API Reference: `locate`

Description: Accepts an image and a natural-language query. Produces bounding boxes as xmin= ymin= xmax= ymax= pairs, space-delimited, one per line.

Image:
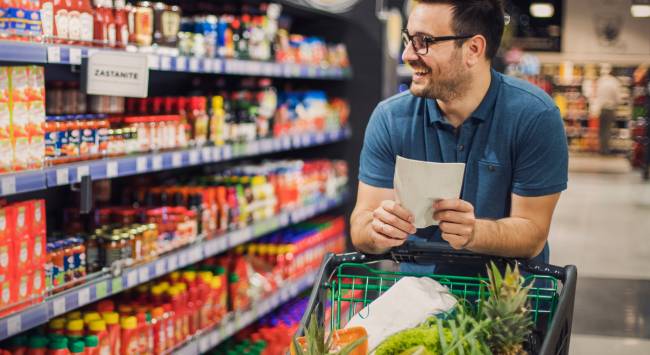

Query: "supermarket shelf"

xmin=0 ymin=127 xmax=351 ymax=196
xmin=0 ymin=41 xmax=351 ymax=79
xmin=0 ymin=192 xmax=346 ymax=341
xmin=174 ymin=270 xmax=318 ymax=355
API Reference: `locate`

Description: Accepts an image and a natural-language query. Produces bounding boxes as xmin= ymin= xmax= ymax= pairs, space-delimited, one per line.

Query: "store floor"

xmin=548 ymin=155 xmax=650 ymax=354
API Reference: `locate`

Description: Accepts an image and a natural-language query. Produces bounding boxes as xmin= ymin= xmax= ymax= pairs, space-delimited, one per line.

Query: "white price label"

xmin=216 ymin=237 xmax=228 ymax=253
xmin=282 ymin=136 xmax=291 ymax=149
xmin=139 ymin=267 xmax=149 ymax=282
xmin=246 ymin=142 xmax=259 ymax=155
xmin=47 ymin=46 xmax=61 ymax=63
xmin=152 ymin=155 xmax=163 ymax=170
xmin=56 ymin=168 xmax=69 ymax=185
xmin=6 ymin=315 xmax=21 ymax=336
xmin=223 ymin=146 xmax=232 ymax=159
xmin=201 ymin=147 xmax=212 ymax=162
xmin=106 ymin=161 xmax=118 ymax=178
xmin=318 ymin=200 xmax=328 ymax=211
xmin=176 ymin=56 xmax=187 ymax=71
xmin=308 ymin=66 xmax=317 ymax=77
xmin=178 ymin=251 xmax=188 ymax=266
xmin=301 ymin=134 xmax=311 ymax=146
xmin=53 ymin=297 xmax=66 ymax=316
xmin=189 ymin=57 xmax=199 ymax=72
xmin=172 ymin=152 xmax=182 ymax=167
xmin=189 ymin=150 xmax=199 ymax=165
xmin=78 ymin=288 xmax=90 ymax=306
xmin=272 ymin=138 xmax=282 ymax=151
xmin=69 ymin=48 xmax=82 ymax=65
xmin=291 ymin=135 xmax=301 ymax=147
xmin=160 ymin=56 xmax=172 ymax=70
xmin=167 ymin=255 xmax=178 ymax=271
xmin=209 ymin=331 xmax=220 ymax=346
xmin=212 ymin=147 xmax=222 ymax=161
xmin=199 ymin=337 xmax=210 ymax=352
xmin=1 ymin=176 xmax=16 ymax=195
xmin=315 ymin=132 xmax=326 ymax=144
xmin=280 ymin=214 xmax=289 ymax=226
xmin=77 ymin=165 xmax=90 ymax=182
xmin=155 ymin=260 xmax=165 ymax=276
xmin=136 ymin=156 xmax=147 ymax=172
xmin=127 ymin=271 xmax=138 ymax=287
xmin=213 ymin=59 xmax=222 ymax=73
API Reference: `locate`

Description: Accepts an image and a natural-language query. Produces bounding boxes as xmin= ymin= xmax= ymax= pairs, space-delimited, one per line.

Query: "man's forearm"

xmin=350 ymin=209 xmax=390 ymax=255
xmin=466 ymin=217 xmax=547 ymax=259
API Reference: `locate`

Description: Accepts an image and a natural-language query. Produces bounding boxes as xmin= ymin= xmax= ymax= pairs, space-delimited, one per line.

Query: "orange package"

xmin=0 ymin=96 xmax=12 ymax=173
xmin=27 ymin=100 xmax=45 ymax=169
xmin=11 ymin=202 xmax=34 ymax=272
xmin=0 ymin=68 xmax=9 ymax=102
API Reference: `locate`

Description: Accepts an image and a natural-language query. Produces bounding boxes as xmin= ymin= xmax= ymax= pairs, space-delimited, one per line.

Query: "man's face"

xmin=402 ymin=3 xmax=471 ymax=101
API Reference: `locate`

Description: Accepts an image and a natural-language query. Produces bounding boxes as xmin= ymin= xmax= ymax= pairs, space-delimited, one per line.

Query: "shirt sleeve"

xmin=512 ymin=106 xmax=568 ymax=197
xmin=358 ymin=104 xmax=396 ymax=189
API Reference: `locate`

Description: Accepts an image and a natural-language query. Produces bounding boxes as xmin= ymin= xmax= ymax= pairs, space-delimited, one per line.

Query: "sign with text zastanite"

xmin=84 ymin=51 xmax=149 ymax=98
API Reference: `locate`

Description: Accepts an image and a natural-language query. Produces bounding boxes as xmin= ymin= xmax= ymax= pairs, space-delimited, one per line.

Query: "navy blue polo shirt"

xmin=359 ymin=69 xmax=568 ymax=270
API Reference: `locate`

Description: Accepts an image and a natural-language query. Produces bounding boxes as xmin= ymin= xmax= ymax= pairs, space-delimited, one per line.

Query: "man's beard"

xmin=409 ymin=50 xmax=470 ymax=101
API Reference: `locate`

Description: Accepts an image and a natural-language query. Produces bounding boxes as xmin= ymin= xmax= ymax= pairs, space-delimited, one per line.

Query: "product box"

xmin=14 ymin=271 xmax=31 ymax=304
xmin=27 ymin=66 xmax=45 ymax=101
xmin=0 ymin=206 xmax=14 ymax=277
xmin=30 ymin=269 xmax=45 ymax=300
xmin=27 ymin=100 xmax=45 ymax=169
xmin=30 ymin=199 xmax=46 ymax=235
xmin=0 ymin=279 xmax=13 ymax=317
xmin=11 ymin=202 xmax=33 ymax=271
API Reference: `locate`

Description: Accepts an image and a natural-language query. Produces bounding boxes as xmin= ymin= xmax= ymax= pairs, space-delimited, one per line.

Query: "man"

xmin=594 ymin=63 xmax=621 ymax=155
xmin=350 ymin=0 xmax=568 ymax=271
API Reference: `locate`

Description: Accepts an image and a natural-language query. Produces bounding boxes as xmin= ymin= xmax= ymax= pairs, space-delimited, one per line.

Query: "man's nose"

xmin=402 ymin=41 xmax=419 ymax=63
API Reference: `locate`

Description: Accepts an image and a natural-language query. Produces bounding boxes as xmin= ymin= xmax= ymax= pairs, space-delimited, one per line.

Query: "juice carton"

xmin=0 ymin=205 xmax=15 ymax=277
xmin=0 ymin=68 xmax=9 ymax=102
xmin=0 ymin=90 xmax=11 ymax=173
xmin=9 ymin=67 xmax=31 ymax=171
xmin=0 ymin=278 xmax=13 ymax=317
xmin=27 ymin=100 xmax=45 ymax=169
xmin=27 ymin=66 xmax=45 ymax=101
xmin=30 ymin=269 xmax=46 ymax=302
xmin=14 ymin=269 xmax=32 ymax=305
xmin=9 ymin=67 xmax=30 ymax=103
xmin=11 ymin=202 xmax=33 ymax=271
xmin=31 ymin=199 xmax=46 ymax=234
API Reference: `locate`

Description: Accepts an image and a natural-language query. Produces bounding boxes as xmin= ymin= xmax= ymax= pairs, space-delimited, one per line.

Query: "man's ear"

xmin=465 ymin=35 xmax=487 ymax=67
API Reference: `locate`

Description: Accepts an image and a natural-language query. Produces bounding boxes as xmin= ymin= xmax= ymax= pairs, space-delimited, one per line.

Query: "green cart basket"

xmin=296 ymin=241 xmax=577 ymax=355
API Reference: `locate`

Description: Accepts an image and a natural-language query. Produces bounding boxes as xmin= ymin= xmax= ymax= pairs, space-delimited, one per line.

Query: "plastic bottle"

xmin=150 ymin=307 xmax=166 ymax=354
xmin=161 ymin=303 xmax=174 ymax=350
xmin=101 ymin=312 xmax=120 ymax=355
xmin=102 ymin=0 xmax=116 ymax=47
xmin=27 ymin=335 xmax=49 ymax=355
xmin=83 ymin=336 xmax=98 ymax=355
xmin=49 ymin=317 xmax=67 ymax=335
xmin=66 ymin=319 xmax=85 ymax=341
xmin=78 ymin=0 xmax=93 ymax=43
xmin=135 ymin=312 xmax=149 ymax=353
xmin=87 ymin=320 xmax=109 ymax=354
xmin=92 ymin=0 xmax=107 ymax=46
xmin=46 ymin=337 xmax=69 ymax=355
xmin=68 ymin=340 xmax=84 ymax=355
xmin=97 ymin=300 xmax=114 ymax=313
xmin=8 ymin=334 xmax=29 ymax=354
xmin=113 ymin=0 xmax=128 ymax=48
xmin=119 ymin=316 xmax=138 ymax=355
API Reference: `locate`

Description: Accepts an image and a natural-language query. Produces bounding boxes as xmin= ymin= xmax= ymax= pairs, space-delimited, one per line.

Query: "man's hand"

xmin=370 ymin=200 xmax=417 ymax=250
xmin=433 ymin=198 xmax=477 ymax=250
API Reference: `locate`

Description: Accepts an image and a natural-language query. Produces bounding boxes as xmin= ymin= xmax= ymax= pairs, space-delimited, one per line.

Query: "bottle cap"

xmin=88 ymin=320 xmax=107 ymax=332
xmin=84 ymin=335 xmax=99 ymax=348
xmin=66 ymin=319 xmax=84 ymax=332
xmin=102 ymin=312 xmax=120 ymax=325
xmin=120 ymin=316 xmax=138 ymax=330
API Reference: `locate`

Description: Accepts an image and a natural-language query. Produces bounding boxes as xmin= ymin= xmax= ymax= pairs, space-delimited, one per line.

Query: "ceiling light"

xmin=530 ymin=3 xmax=555 ymax=18
xmin=631 ymin=5 xmax=650 ymax=17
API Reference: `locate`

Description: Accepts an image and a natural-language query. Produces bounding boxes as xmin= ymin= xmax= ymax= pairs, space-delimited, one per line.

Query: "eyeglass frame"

xmin=401 ymin=29 xmax=476 ymax=55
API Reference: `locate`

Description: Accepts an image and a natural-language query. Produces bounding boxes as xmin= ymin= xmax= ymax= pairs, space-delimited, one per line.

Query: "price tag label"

xmin=212 ymin=146 xmax=222 ymax=161
xmin=1 ymin=176 xmax=16 ymax=195
xmin=167 ymin=255 xmax=178 ymax=271
xmin=56 ymin=168 xmax=69 ymax=185
xmin=155 ymin=260 xmax=166 ymax=276
xmin=78 ymin=288 xmax=90 ymax=306
xmin=139 ymin=267 xmax=149 ymax=282
xmin=189 ymin=150 xmax=199 ymax=165
xmin=246 ymin=142 xmax=259 ymax=155
xmin=176 ymin=56 xmax=187 ymax=71
xmin=77 ymin=165 xmax=90 ymax=182
xmin=189 ymin=57 xmax=199 ymax=72
xmin=52 ymin=297 xmax=66 ymax=316
xmin=209 ymin=331 xmax=220 ymax=347
xmin=95 ymin=281 xmax=108 ymax=299
xmin=178 ymin=251 xmax=188 ymax=267
xmin=172 ymin=152 xmax=182 ymax=167
xmin=315 ymin=132 xmax=326 ymax=144
xmin=199 ymin=337 xmax=210 ymax=352
xmin=152 ymin=155 xmax=163 ymax=170
xmin=112 ymin=277 xmax=123 ymax=293
xmin=106 ymin=161 xmax=118 ymax=178
xmin=47 ymin=46 xmax=61 ymax=63
xmin=148 ymin=54 xmax=160 ymax=69
xmin=127 ymin=271 xmax=138 ymax=287
xmin=318 ymin=200 xmax=328 ymax=211
xmin=280 ymin=213 xmax=289 ymax=226
xmin=213 ymin=58 xmax=223 ymax=73
xmin=301 ymin=134 xmax=311 ymax=146
xmin=160 ymin=56 xmax=172 ymax=70
xmin=223 ymin=146 xmax=233 ymax=160
xmin=136 ymin=156 xmax=147 ymax=172
xmin=6 ymin=315 xmax=21 ymax=337
xmin=201 ymin=147 xmax=212 ymax=162
xmin=216 ymin=237 xmax=228 ymax=254
xmin=69 ymin=48 xmax=82 ymax=65
xmin=282 ymin=136 xmax=291 ymax=150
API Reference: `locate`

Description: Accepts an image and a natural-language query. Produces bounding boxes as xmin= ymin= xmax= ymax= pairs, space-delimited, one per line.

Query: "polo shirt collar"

xmin=426 ymin=69 xmax=501 ymax=125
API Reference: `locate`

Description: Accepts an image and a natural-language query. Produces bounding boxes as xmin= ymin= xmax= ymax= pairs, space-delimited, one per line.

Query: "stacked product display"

xmin=0 ymin=216 xmax=345 ymax=354
xmin=0 ymin=1 xmax=350 ymax=69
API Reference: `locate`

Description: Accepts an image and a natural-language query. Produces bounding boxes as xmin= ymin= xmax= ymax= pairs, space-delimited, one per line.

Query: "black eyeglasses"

xmin=401 ymin=29 xmax=475 ymax=55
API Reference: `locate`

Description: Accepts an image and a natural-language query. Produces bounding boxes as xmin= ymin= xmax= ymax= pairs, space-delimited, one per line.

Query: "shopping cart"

xmin=296 ymin=241 xmax=577 ymax=355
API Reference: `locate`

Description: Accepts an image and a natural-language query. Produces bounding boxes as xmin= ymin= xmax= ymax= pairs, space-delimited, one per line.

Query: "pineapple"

xmin=481 ymin=262 xmax=534 ymax=355
xmin=292 ymin=316 xmax=367 ymax=355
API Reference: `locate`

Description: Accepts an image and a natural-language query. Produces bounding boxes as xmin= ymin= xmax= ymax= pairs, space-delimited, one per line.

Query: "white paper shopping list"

xmin=394 ymin=156 xmax=465 ymax=228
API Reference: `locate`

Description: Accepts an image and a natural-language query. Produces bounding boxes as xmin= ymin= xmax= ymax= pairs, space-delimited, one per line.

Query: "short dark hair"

xmin=417 ymin=0 xmax=505 ymax=59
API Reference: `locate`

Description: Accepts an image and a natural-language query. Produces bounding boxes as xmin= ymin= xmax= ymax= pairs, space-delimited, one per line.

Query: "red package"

xmin=30 ymin=269 xmax=46 ymax=300
xmin=0 ymin=278 xmax=13 ymax=317
xmin=14 ymin=271 xmax=31 ymax=304
xmin=11 ymin=202 xmax=34 ymax=271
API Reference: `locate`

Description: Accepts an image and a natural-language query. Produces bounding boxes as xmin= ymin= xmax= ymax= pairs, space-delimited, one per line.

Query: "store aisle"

xmin=548 ymin=156 xmax=650 ymax=354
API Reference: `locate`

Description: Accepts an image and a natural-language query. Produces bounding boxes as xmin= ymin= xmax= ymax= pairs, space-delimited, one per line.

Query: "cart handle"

xmin=333 ymin=240 xmax=568 ymax=281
